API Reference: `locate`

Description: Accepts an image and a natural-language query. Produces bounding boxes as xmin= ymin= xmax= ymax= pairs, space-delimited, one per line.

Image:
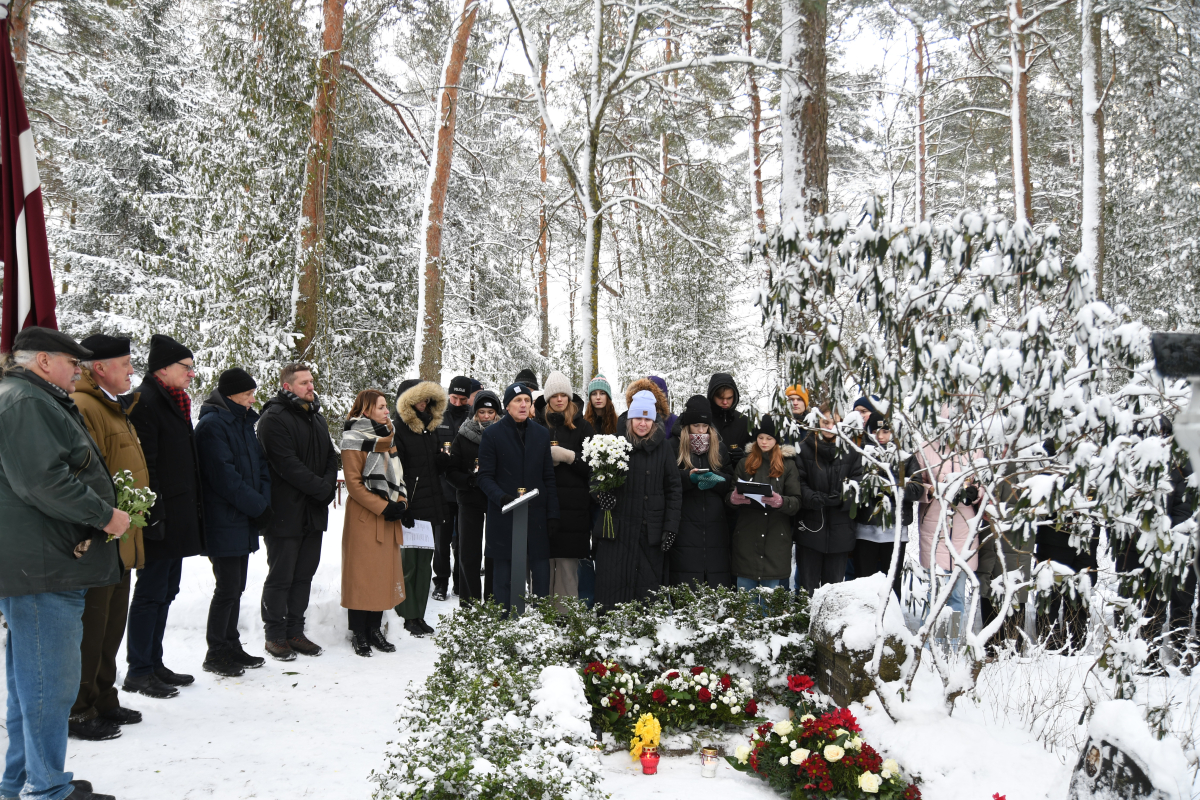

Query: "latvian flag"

xmin=0 ymin=3 xmax=55 ymax=353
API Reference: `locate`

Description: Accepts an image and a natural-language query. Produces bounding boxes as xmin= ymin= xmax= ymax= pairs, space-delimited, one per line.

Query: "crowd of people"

xmin=1 ymin=326 xmax=1196 ymax=800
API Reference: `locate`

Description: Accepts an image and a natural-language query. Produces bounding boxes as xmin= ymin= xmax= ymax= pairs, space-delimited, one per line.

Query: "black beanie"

xmin=503 ymin=382 xmax=532 ymax=408
xmin=753 ymin=415 xmax=778 ymax=440
xmin=147 ymin=334 xmax=193 ymax=373
xmin=218 ymin=368 xmax=257 ymax=397
xmin=514 ymin=368 xmax=539 ymax=391
xmin=677 ymin=395 xmax=712 ymax=428
xmin=473 ymin=390 xmax=501 ymax=414
xmin=79 ymin=334 xmax=130 ymax=361
xmin=449 ymin=375 xmax=472 ymax=396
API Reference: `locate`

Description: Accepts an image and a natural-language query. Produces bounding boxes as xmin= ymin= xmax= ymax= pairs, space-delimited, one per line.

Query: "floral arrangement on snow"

xmin=728 ymin=674 xmax=921 ymax=800
xmin=583 ymin=659 xmax=760 ymax=740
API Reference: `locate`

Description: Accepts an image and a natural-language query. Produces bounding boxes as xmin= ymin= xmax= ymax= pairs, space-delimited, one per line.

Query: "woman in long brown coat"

xmin=340 ymin=390 xmax=408 ymax=656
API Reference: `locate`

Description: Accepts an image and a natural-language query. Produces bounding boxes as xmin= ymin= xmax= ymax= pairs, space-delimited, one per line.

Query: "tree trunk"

xmin=781 ymin=0 xmax=827 ymax=226
xmin=9 ymin=0 xmax=33 ymax=92
xmin=413 ymin=0 xmax=480 ymax=380
xmin=744 ymin=0 xmax=766 ymax=233
xmin=295 ymin=0 xmax=345 ymax=358
xmin=580 ymin=0 xmax=603 ymax=381
xmin=1008 ymin=0 xmax=1033 ymax=225
xmin=537 ymin=42 xmax=550 ymax=358
xmin=915 ymin=27 xmax=928 ymax=221
xmin=1080 ymin=0 xmax=1105 ymax=298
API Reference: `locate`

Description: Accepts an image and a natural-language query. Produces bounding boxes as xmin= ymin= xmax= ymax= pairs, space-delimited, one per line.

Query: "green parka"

xmin=0 ymin=368 xmax=121 ymax=597
xmin=727 ymin=456 xmax=803 ymax=580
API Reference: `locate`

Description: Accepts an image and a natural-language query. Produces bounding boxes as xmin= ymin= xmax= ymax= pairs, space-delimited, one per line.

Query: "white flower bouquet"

xmin=582 ymin=434 xmax=632 ymax=539
xmin=112 ymin=470 xmax=156 ymax=542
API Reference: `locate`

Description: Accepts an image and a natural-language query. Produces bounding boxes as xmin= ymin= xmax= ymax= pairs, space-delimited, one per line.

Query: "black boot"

xmin=228 ymin=643 xmax=266 ymax=669
xmin=403 ymin=619 xmax=428 ymax=638
xmin=203 ymin=651 xmax=246 ymax=678
xmin=367 ymin=628 xmax=396 ymax=653
xmin=99 ymin=706 xmax=142 ymax=725
xmin=351 ymin=632 xmax=372 ymax=657
xmin=154 ymin=665 xmax=195 ymax=686
xmin=122 ymin=672 xmax=179 ymax=699
xmin=68 ymin=716 xmax=121 ymax=741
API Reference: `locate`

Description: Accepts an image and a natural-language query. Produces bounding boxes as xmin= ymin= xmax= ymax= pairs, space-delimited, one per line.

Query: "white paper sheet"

xmin=737 ymin=478 xmax=767 ymax=507
xmin=402 ymin=519 xmax=435 ymax=550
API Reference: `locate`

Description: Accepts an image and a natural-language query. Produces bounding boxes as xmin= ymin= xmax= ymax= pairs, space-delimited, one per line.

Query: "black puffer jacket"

xmin=669 ymin=433 xmax=735 ymax=588
xmin=542 ymin=410 xmax=595 ymax=559
xmin=256 ymin=390 xmax=338 ymax=538
xmin=707 ymin=373 xmax=752 ymax=468
xmin=851 ymin=452 xmax=922 ymax=529
xmin=437 ymin=401 xmax=471 ymax=503
xmin=794 ymin=435 xmax=863 ymax=554
xmin=392 ymin=381 xmax=451 ymax=526
xmin=445 ymin=417 xmax=494 ymax=511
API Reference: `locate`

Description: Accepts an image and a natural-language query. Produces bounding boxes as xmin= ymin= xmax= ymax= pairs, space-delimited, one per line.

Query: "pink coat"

xmin=915 ymin=444 xmax=979 ymax=571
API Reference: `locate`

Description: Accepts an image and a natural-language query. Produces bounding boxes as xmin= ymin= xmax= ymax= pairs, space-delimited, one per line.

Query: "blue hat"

xmin=628 ymin=390 xmax=658 ymax=422
xmin=503 ymin=382 xmax=532 ymax=408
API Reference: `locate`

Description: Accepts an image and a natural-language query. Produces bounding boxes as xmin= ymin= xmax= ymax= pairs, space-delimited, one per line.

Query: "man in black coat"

xmin=125 ymin=334 xmax=204 ymax=699
xmin=433 ymin=375 xmax=472 ymax=601
xmin=477 ymin=383 xmax=560 ymax=611
xmin=256 ymin=362 xmax=338 ymax=661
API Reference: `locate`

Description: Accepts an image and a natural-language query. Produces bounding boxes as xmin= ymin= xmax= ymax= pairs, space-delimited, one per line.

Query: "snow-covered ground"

xmin=1 ymin=505 xmax=1193 ymax=799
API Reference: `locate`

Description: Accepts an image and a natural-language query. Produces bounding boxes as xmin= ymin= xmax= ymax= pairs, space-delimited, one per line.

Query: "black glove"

xmin=251 ymin=506 xmax=275 ymax=530
xmin=383 ymin=501 xmax=407 ymax=522
xmin=957 ymin=485 xmax=980 ymax=506
xmin=596 ymin=491 xmax=617 ymax=511
xmin=661 ymin=530 xmax=676 ymax=552
xmin=500 ymin=494 xmax=518 ymax=507
xmin=401 ymin=512 xmax=416 ymax=529
xmin=824 ymin=493 xmax=843 ymax=507
xmin=548 ymin=518 xmax=560 ymax=539
xmin=323 ymin=482 xmax=338 ymax=506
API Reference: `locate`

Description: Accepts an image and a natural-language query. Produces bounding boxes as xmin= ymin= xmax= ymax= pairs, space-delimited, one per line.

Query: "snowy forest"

xmin=17 ymin=0 xmax=1199 ymax=412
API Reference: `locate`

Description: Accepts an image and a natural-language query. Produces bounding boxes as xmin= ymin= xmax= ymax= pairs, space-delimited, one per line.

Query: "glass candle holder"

xmin=700 ymin=746 xmax=719 ymax=778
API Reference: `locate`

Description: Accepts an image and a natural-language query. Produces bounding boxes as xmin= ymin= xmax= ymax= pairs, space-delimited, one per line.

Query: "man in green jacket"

xmin=0 ymin=327 xmax=128 ymax=800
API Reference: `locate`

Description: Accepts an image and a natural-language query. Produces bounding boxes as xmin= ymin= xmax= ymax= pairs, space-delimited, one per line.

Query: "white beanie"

xmin=543 ymin=370 xmax=572 ymax=400
xmin=628 ymin=390 xmax=658 ymax=421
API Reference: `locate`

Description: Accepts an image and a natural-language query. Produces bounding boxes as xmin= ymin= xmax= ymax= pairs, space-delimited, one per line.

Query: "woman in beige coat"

xmin=340 ymin=389 xmax=408 ymax=656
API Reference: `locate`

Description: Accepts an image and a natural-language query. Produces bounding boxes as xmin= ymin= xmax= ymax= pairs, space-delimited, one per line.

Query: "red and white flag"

xmin=0 ymin=4 xmax=55 ymax=352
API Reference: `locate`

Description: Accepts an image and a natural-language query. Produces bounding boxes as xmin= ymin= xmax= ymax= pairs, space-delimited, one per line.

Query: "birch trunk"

xmin=579 ymin=0 xmax=603 ymax=380
xmin=537 ymin=45 xmax=550 ymax=358
xmin=413 ymin=0 xmax=480 ymax=380
xmin=295 ymin=0 xmax=345 ymax=358
xmin=915 ymin=27 xmax=928 ymax=221
xmin=1080 ymin=0 xmax=1105 ymax=297
xmin=1008 ymin=0 xmax=1033 ymax=225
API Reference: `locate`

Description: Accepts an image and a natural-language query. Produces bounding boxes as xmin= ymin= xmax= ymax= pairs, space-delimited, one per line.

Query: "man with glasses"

xmin=0 ymin=327 xmax=126 ymax=800
xmin=124 ymin=334 xmax=204 ymax=699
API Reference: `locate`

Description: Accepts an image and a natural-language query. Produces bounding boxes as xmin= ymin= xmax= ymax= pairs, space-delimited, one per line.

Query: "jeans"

xmin=492 ymin=558 xmax=550 ymax=611
xmin=72 ymin=571 xmax=131 ymax=719
xmin=737 ymin=577 xmax=783 ymax=611
xmin=261 ymin=532 xmax=323 ymax=642
xmin=127 ymin=557 xmax=182 ymax=677
xmin=1 ymin=590 xmax=87 ymax=800
xmin=207 ymin=555 xmax=249 ymax=654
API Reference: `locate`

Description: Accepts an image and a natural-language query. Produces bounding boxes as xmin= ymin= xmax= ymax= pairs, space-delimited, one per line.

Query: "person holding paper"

xmin=340 ymin=389 xmax=409 ymax=657
xmin=728 ymin=416 xmax=802 ymax=595
xmin=793 ymin=403 xmax=864 ymax=594
xmin=391 ymin=379 xmax=451 ymax=638
xmin=669 ymin=395 xmax=735 ymax=589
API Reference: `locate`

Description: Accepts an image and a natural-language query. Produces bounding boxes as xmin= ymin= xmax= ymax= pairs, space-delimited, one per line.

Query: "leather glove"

xmin=661 ymin=530 xmax=677 ymax=552
xmin=383 ymin=501 xmax=407 ymax=522
xmin=500 ymin=494 xmax=518 ymax=507
xmin=550 ymin=445 xmax=576 ymax=465
xmin=401 ymin=512 xmax=416 ymax=529
xmin=595 ymin=491 xmax=617 ymax=511
xmin=548 ymin=518 xmax=560 ymax=539
xmin=698 ymin=472 xmax=725 ymax=491
xmin=251 ymin=506 xmax=275 ymax=530
xmin=764 ymin=492 xmax=784 ymax=509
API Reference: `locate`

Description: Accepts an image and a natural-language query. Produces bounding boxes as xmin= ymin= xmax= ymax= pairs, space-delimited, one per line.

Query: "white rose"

xmin=883 ymin=759 xmax=900 ymax=776
xmin=779 ymin=757 xmax=788 ymax=766
xmin=800 ymin=714 xmax=816 ymax=722
xmin=834 ymin=728 xmax=849 ymax=739
xmin=858 ymin=772 xmax=882 ymax=793
xmin=823 ymin=745 xmax=845 ymax=762
xmin=774 ymin=720 xmax=794 ymax=736
xmin=734 ymin=744 xmax=751 ymax=765
xmin=671 ymin=700 xmax=678 ymax=706
xmin=789 ymin=748 xmax=811 ymax=765
xmin=848 ymin=736 xmax=863 ymax=751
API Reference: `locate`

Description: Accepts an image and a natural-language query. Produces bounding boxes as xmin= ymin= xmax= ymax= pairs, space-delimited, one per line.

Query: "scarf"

xmin=154 ymin=376 xmax=192 ymax=419
xmin=340 ymin=417 xmax=406 ymax=503
xmin=689 ymin=433 xmax=710 ymax=455
xmin=458 ymin=417 xmax=496 ymax=445
xmin=282 ymin=388 xmax=321 ymax=415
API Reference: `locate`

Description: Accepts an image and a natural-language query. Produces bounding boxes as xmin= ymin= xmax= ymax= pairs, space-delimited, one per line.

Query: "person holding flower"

xmin=592 ymin=390 xmax=681 ymax=606
xmin=728 ymin=416 xmax=803 ymax=594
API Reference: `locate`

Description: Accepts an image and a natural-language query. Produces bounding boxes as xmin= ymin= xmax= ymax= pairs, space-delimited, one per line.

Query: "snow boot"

xmin=203 ymin=652 xmax=246 ymax=678
xmin=265 ymin=639 xmax=296 ymax=661
xmin=288 ymin=634 xmax=323 ymax=656
xmin=351 ymin=632 xmax=372 ymax=657
xmin=99 ymin=706 xmax=142 ymax=725
xmin=68 ymin=716 xmax=121 ymax=741
xmin=229 ymin=644 xmax=266 ymax=669
xmin=122 ymin=672 xmax=179 ymax=699
xmin=367 ymin=628 xmax=396 ymax=653
xmin=154 ymin=665 xmax=195 ymax=686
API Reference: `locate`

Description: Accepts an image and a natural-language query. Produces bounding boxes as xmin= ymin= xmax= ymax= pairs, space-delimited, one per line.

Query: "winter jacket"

xmin=437 ymin=401 xmax=471 ymax=503
xmin=129 ymin=375 xmax=205 ymax=561
xmin=541 ymin=410 xmax=596 ymax=558
xmin=914 ymin=444 xmax=981 ymax=571
xmin=257 ymin=390 xmax=338 ymax=538
xmin=729 ymin=456 xmax=802 ymax=580
xmin=445 ymin=418 xmax=493 ymax=511
xmin=341 ymin=444 xmax=407 ymax=612
xmin=593 ymin=424 xmax=682 ymax=605
xmin=669 ymin=433 xmax=735 ymax=588
xmin=72 ymin=368 xmax=148 ymax=571
xmin=194 ymin=391 xmax=271 ymax=558
xmin=707 ymin=373 xmax=753 ymax=467
xmin=477 ymin=413 xmax=560 ymax=561
xmin=851 ymin=451 xmax=922 ymax=532
xmin=615 ymin=379 xmax=670 ymax=437
xmin=794 ymin=435 xmax=864 ymax=554
xmin=392 ymin=381 xmax=450 ymax=526
xmin=0 ymin=368 xmax=121 ymax=597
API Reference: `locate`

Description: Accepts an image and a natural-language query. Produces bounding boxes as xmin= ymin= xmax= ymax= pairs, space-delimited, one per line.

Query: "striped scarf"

xmin=340 ymin=416 xmax=406 ymax=503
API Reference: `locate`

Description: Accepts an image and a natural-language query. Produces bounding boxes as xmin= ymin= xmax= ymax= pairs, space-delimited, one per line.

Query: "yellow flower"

xmin=823 ymin=745 xmax=845 ymax=762
xmin=629 ymin=713 xmax=662 ymax=761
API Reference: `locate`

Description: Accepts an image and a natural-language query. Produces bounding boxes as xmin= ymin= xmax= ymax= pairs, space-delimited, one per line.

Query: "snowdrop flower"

xmin=790 ymin=748 xmax=810 ymax=765
xmin=858 ymin=772 xmax=882 ymax=793
xmin=823 ymin=745 xmax=845 ymax=762
xmin=774 ymin=720 xmax=793 ymax=736
xmin=734 ymin=745 xmax=751 ymax=765
xmin=882 ymin=758 xmax=900 ymax=777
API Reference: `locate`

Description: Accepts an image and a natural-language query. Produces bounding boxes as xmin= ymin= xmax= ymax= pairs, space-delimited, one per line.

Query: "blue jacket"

xmin=477 ymin=413 xmax=560 ymax=561
xmin=194 ymin=391 xmax=271 ymax=558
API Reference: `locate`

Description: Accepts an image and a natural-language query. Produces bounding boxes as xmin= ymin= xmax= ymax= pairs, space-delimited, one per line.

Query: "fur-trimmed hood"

xmin=395 ymin=380 xmax=446 ymax=434
xmin=623 ymin=378 xmax=669 ymax=419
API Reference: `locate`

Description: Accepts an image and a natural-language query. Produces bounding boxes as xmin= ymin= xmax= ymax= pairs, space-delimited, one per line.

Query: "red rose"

xmin=720 ymin=673 xmax=732 ymax=689
xmin=667 ymin=671 xmax=680 ymax=680
xmin=787 ymin=674 xmax=815 ymax=693
xmin=652 ymin=689 xmax=668 ymax=704
xmin=698 ymin=687 xmax=712 ymax=702
xmin=745 ymin=699 xmax=759 ymax=716
xmin=691 ymin=666 xmax=705 ymax=676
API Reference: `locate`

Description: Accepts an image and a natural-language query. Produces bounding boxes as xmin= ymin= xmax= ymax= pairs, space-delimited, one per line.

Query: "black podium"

xmin=502 ymin=488 xmax=540 ymax=616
